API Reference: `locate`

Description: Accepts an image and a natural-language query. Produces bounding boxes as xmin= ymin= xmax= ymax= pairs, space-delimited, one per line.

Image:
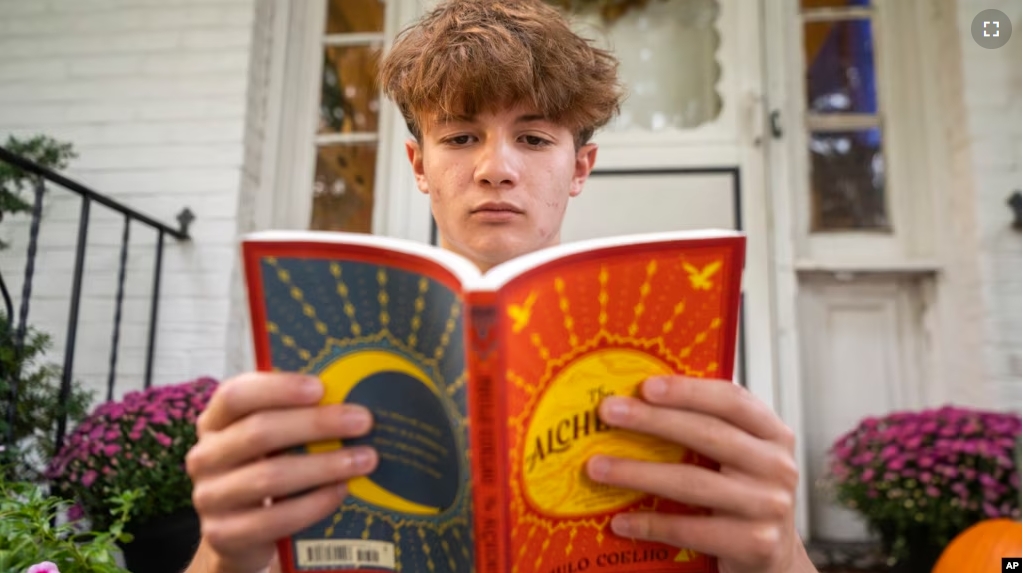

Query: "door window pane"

xmin=326 ymin=0 xmax=384 ymax=34
xmin=572 ymin=0 xmax=722 ymax=131
xmin=804 ymin=19 xmax=877 ymax=114
xmin=311 ymin=144 xmax=378 ymax=233
xmin=319 ymin=46 xmax=382 ymax=134
xmin=809 ymin=129 xmax=888 ymax=231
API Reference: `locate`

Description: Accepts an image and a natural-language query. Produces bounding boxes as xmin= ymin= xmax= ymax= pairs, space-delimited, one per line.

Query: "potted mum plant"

xmin=826 ymin=406 xmax=1021 ymax=572
xmin=46 ymin=377 xmax=218 ymax=573
xmin=0 ymin=476 xmax=139 ymax=573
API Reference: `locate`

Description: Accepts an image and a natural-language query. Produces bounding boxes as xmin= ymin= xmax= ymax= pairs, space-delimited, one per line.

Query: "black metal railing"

xmin=0 ymin=145 xmax=194 ymax=453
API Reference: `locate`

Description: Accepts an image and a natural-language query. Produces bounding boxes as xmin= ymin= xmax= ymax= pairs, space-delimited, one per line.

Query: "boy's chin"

xmin=463 ymin=238 xmax=537 ymax=270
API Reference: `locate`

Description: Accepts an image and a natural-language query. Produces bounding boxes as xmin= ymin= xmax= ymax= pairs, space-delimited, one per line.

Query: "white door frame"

xmin=760 ymin=0 xmax=812 ymax=538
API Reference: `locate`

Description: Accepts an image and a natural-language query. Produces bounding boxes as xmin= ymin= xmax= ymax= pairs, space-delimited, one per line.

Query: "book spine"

xmin=465 ymin=291 xmax=509 ymax=573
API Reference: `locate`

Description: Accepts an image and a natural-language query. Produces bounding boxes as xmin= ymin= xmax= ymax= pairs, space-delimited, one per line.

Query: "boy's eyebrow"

xmin=515 ymin=114 xmax=548 ymax=123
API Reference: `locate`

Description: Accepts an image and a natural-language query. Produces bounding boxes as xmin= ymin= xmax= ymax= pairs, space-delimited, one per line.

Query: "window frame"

xmin=262 ymin=0 xmax=431 ymax=242
xmin=788 ymin=0 xmax=939 ymax=266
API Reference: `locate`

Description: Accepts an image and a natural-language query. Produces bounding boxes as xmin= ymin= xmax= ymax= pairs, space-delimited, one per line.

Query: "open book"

xmin=242 ymin=229 xmax=746 ymax=573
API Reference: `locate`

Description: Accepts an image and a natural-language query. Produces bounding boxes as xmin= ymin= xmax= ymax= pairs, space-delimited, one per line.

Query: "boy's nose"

xmin=475 ymin=139 xmax=519 ymax=188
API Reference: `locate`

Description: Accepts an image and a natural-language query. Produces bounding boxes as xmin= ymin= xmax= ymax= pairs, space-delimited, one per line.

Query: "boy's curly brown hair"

xmin=379 ymin=0 xmax=623 ymax=147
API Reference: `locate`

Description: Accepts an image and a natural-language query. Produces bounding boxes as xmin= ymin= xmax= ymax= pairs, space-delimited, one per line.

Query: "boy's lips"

xmin=470 ymin=201 xmax=524 ymax=222
xmin=471 ymin=201 xmax=524 ymax=214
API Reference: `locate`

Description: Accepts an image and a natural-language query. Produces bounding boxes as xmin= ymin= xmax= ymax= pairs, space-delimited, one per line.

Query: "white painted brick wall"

xmin=955 ymin=0 xmax=1022 ymax=411
xmin=0 ymin=0 xmax=261 ymax=402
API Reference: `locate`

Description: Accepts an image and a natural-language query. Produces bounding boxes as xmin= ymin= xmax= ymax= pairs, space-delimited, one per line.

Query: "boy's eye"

xmin=523 ymin=135 xmax=549 ymax=147
xmin=448 ymin=135 xmax=473 ymax=145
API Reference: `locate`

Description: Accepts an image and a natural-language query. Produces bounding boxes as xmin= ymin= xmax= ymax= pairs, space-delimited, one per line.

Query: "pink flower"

xmin=81 ymin=470 xmax=98 ymax=487
xmin=984 ymin=502 xmax=1000 ymax=517
xmin=154 ymin=432 xmax=173 ymax=447
xmin=150 ymin=410 xmax=170 ymax=425
xmin=27 ymin=562 xmax=60 ymax=573
xmin=980 ymin=473 xmax=999 ymax=488
xmin=68 ymin=503 xmax=85 ymax=521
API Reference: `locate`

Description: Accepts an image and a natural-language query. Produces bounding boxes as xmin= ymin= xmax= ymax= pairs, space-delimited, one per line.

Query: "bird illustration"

xmin=508 ymin=291 xmax=538 ymax=333
xmin=683 ymin=260 xmax=722 ymax=291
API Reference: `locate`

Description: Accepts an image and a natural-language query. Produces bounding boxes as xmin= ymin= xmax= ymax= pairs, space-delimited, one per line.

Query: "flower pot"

xmin=878 ymin=524 xmax=945 ymax=573
xmin=119 ymin=507 xmax=201 ymax=573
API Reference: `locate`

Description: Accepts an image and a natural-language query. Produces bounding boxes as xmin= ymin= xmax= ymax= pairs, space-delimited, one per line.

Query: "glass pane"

xmin=311 ymin=144 xmax=377 ymax=233
xmin=326 ymin=0 xmax=384 ymax=34
xmin=801 ymin=0 xmax=869 ymax=11
xmin=804 ymin=19 xmax=877 ymax=114
xmin=319 ymin=46 xmax=381 ymax=134
xmin=571 ymin=0 xmax=722 ymax=131
xmin=809 ymin=129 xmax=888 ymax=231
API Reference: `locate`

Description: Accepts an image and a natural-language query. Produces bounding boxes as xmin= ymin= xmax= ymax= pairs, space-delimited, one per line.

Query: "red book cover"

xmin=241 ymin=230 xmax=744 ymax=573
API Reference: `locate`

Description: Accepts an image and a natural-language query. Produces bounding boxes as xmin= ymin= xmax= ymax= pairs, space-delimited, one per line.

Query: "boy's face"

xmin=406 ymin=104 xmax=598 ymax=271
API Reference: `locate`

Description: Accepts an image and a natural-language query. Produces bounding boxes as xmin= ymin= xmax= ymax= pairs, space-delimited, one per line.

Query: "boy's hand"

xmin=184 ymin=373 xmax=378 ymax=573
xmin=586 ymin=376 xmax=816 ymax=573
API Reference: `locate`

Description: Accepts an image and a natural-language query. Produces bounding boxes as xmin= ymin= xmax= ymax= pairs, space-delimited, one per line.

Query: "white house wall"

xmin=953 ymin=0 xmax=1022 ymax=411
xmin=0 ymin=0 xmax=264 ymax=399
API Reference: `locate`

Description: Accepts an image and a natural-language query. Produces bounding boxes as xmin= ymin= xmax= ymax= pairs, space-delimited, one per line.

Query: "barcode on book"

xmin=295 ymin=540 xmax=396 ymax=569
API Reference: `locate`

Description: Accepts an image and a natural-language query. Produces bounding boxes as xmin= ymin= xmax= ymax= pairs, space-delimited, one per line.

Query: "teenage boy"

xmin=184 ymin=1 xmax=818 ymax=572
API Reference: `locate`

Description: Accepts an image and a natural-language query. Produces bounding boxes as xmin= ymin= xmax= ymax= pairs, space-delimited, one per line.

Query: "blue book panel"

xmin=258 ymin=256 xmax=473 ymax=573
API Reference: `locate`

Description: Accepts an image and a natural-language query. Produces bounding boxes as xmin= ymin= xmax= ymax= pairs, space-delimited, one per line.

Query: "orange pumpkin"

xmin=932 ymin=518 xmax=1022 ymax=573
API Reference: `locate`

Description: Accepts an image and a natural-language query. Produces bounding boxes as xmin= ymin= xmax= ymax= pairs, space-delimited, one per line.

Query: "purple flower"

xmin=81 ymin=470 xmax=98 ymax=487
xmin=154 ymin=432 xmax=173 ymax=447
xmin=68 ymin=503 xmax=85 ymax=521
xmin=27 ymin=562 xmax=60 ymax=573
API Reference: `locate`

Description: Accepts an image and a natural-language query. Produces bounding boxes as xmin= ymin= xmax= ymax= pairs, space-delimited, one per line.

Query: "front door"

xmin=763 ymin=0 xmax=941 ymax=542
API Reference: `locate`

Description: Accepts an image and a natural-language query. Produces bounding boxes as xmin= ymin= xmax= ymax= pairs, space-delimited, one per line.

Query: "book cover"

xmin=242 ymin=230 xmax=745 ymax=573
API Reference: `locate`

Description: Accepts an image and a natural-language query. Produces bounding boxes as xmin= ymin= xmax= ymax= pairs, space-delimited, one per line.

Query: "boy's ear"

xmin=570 ymin=143 xmax=599 ymax=198
xmin=405 ymin=139 xmax=429 ymax=195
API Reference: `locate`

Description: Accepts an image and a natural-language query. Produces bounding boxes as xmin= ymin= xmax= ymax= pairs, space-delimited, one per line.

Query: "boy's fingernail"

xmin=610 ymin=515 xmax=631 ymax=536
xmin=301 ymin=376 xmax=324 ymax=399
xmin=352 ymin=448 xmax=376 ymax=472
xmin=588 ymin=456 xmax=611 ymax=480
xmin=603 ymin=397 xmax=630 ymax=421
xmin=341 ymin=406 xmax=372 ymax=429
xmin=645 ymin=377 xmax=667 ymax=398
